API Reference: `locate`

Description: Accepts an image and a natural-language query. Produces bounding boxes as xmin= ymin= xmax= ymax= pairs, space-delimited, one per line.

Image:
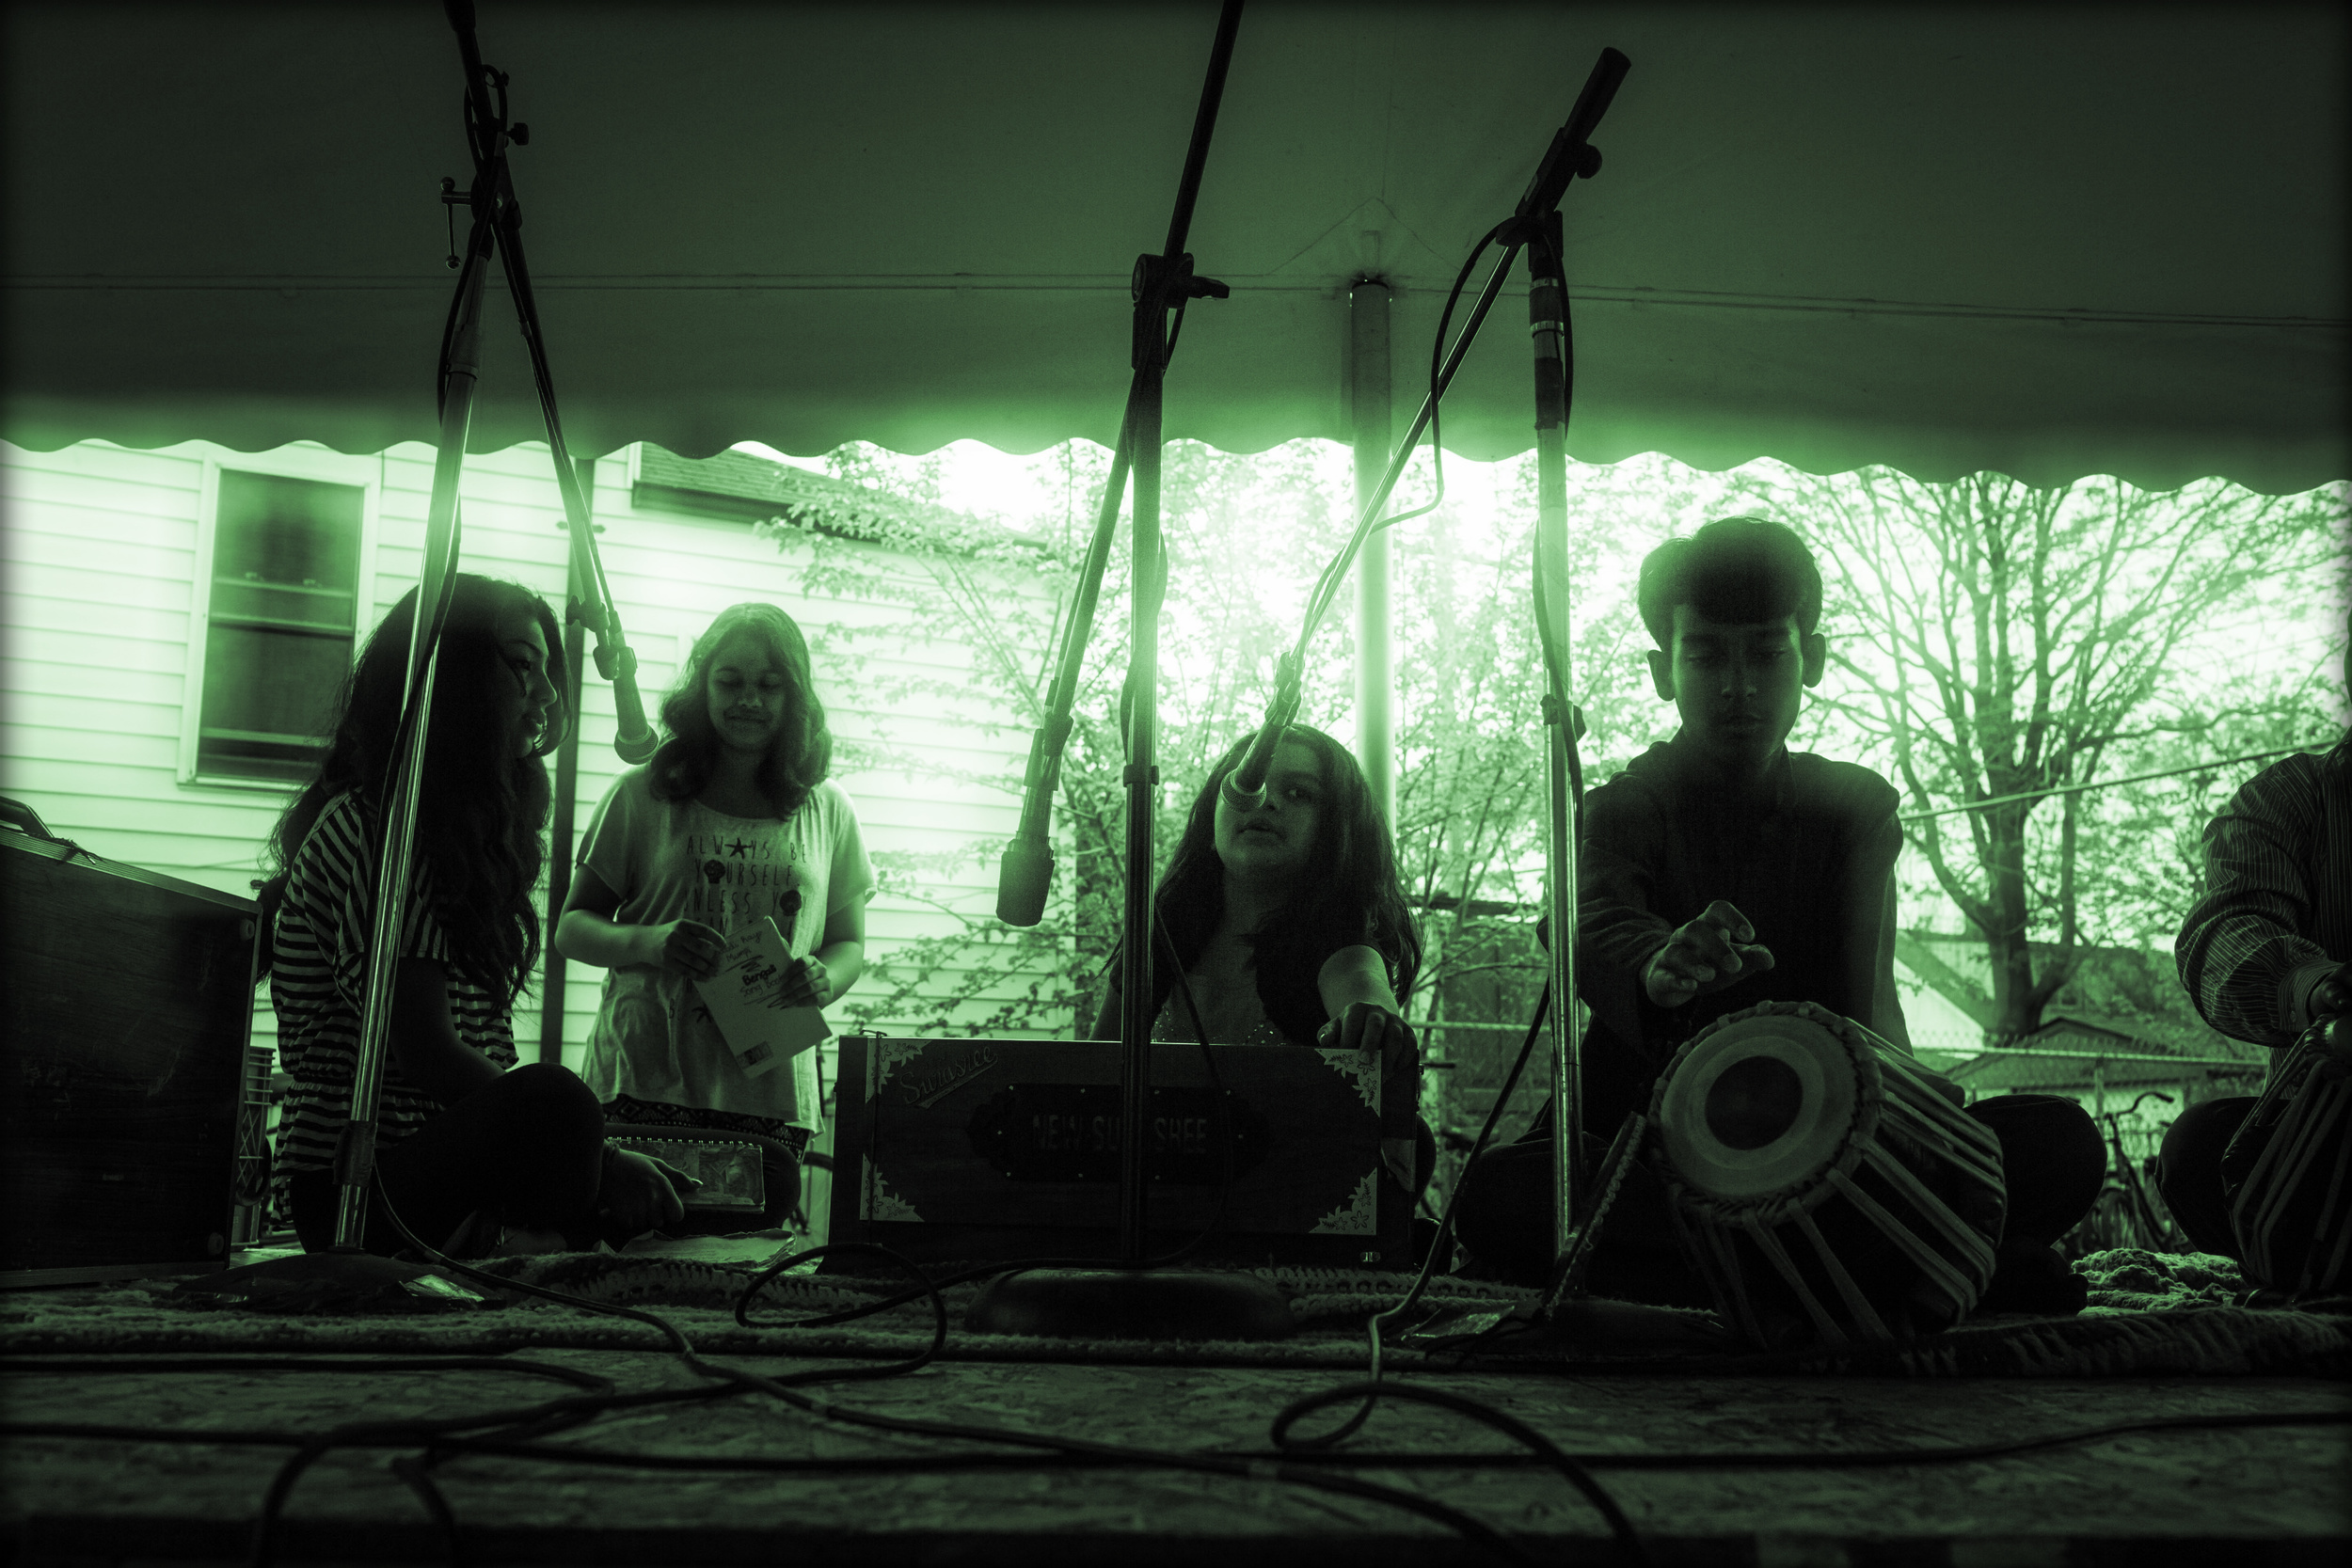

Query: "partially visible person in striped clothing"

xmin=266 ymin=574 xmax=687 ymax=1256
xmin=2157 ymin=607 xmax=2352 ymax=1259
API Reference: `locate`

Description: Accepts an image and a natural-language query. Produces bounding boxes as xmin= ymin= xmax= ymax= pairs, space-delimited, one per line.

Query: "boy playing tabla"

xmin=1454 ymin=516 xmax=2104 ymax=1316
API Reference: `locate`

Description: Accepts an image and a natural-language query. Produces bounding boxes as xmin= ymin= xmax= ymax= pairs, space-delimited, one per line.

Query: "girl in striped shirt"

xmin=268 ymin=574 xmax=686 ymax=1255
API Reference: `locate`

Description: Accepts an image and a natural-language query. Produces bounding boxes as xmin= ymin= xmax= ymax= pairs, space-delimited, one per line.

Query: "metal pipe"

xmin=1116 ymin=366 xmax=1165 ymax=1257
xmin=1898 ymin=741 xmax=2336 ymax=823
xmin=539 ymin=454 xmax=594 ymax=1066
xmin=1926 ymin=1043 xmax=2258 ymax=1067
xmin=332 ymin=242 xmax=483 ymax=1247
xmin=1350 ymin=278 xmax=1393 ymax=826
xmin=1116 ymin=0 xmax=1245 ymax=1259
xmin=1526 ymin=211 xmax=1581 ymax=1260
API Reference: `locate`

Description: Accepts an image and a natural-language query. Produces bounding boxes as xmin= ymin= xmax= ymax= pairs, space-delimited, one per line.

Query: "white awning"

xmin=6 ymin=4 xmax=2344 ymax=494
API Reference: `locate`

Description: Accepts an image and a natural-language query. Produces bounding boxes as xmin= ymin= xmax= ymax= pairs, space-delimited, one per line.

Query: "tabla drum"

xmin=1646 ymin=1001 xmax=2006 ymax=1349
xmin=2224 ymin=1015 xmax=2352 ymax=1298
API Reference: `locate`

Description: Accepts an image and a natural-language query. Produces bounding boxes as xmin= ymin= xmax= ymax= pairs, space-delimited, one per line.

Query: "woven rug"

xmin=4 ymin=1243 xmax=2344 ymax=1377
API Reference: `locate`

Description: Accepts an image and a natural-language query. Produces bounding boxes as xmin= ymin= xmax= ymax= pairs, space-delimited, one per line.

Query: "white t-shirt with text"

xmin=575 ymin=770 xmax=874 ymax=1128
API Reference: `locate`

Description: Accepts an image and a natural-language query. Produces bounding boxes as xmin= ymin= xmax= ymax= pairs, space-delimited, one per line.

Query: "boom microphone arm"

xmin=340 ymin=3 xmax=658 ymax=1248
xmin=446 ymin=0 xmax=655 ymax=765
xmin=1222 ymin=50 xmax=1628 ymax=817
xmin=997 ymin=412 xmax=1136 ymax=927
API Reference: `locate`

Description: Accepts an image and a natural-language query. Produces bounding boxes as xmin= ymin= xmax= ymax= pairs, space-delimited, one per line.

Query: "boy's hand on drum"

xmin=1318 ymin=1001 xmax=1416 ymax=1073
xmin=598 ymin=1148 xmax=692 ymax=1236
xmin=777 ymin=956 xmax=832 ymax=1009
xmin=644 ymin=919 xmax=725 ymax=980
xmin=1645 ymin=900 xmax=1775 ymax=1008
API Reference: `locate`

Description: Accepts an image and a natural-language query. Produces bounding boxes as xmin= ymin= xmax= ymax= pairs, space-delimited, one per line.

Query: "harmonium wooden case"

xmin=2 ymin=832 xmax=258 ymax=1286
xmin=829 ymin=1034 xmax=1412 ymax=1272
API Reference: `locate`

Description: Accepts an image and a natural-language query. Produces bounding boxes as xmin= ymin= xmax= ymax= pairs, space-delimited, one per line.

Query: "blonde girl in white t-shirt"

xmin=557 ymin=603 xmax=874 ymax=1227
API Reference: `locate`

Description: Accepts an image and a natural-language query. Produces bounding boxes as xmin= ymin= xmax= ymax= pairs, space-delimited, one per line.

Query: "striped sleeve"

xmin=2175 ymin=756 xmax=2333 ymax=1047
xmin=269 ymin=795 xmax=515 ymax=1212
xmin=310 ymin=799 xmax=453 ymax=1009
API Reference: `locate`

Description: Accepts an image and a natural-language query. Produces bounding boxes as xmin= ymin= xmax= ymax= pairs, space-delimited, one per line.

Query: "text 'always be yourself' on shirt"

xmin=574 ymin=770 xmax=875 ymax=1129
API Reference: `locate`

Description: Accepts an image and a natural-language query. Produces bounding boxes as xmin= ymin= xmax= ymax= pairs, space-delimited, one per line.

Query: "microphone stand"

xmin=969 ymin=0 xmax=1296 ymax=1340
xmin=1215 ymin=55 xmax=1628 ymax=818
xmin=1216 ymin=48 xmax=1632 ymax=1316
xmin=214 ymin=6 xmax=654 ymax=1291
xmin=1511 ymin=53 xmax=1627 ymax=1307
xmin=439 ymin=16 xmax=654 ymax=764
xmin=993 ymin=406 xmax=1133 ymax=927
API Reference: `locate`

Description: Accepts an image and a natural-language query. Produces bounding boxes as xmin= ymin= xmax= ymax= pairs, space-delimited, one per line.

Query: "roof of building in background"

xmin=632 ymin=445 xmax=1048 ymax=560
xmin=1946 ymin=1020 xmax=2264 ymax=1093
xmin=1894 ymin=929 xmax=2266 ymax=1091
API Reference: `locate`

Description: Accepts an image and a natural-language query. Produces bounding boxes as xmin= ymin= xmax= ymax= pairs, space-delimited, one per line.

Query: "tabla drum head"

xmin=1654 ymin=1008 xmax=1867 ymax=1203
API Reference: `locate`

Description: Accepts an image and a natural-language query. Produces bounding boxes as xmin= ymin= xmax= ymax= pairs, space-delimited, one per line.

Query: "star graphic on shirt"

xmin=726 ymin=838 xmax=752 ymax=859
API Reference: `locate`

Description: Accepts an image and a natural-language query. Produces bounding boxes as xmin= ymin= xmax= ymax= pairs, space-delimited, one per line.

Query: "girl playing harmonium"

xmin=558 ymin=602 xmax=874 ymax=1227
xmin=1093 ymin=723 xmax=1432 ymax=1197
xmin=270 ymin=575 xmax=684 ymax=1256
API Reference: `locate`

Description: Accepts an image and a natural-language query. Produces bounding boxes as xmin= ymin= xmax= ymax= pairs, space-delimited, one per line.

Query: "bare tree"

xmin=767 ymin=438 xmax=1362 ymax=1037
xmin=1731 ymin=467 xmax=2345 ymax=1041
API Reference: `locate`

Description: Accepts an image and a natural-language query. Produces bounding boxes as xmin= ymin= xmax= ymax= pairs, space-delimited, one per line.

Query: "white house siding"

xmin=1893 ymin=964 xmax=1991 ymax=1071
xmin=2 ymin=437 xmax=1062 ymax=1098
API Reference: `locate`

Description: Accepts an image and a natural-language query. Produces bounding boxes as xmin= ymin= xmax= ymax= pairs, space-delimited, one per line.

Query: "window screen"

xmin=197 ymin=469 xmax=363 ymax=782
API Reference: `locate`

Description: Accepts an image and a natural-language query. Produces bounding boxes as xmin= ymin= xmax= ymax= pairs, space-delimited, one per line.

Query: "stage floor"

xmin=6 ymin=1336 xmax=2346 ymax=1565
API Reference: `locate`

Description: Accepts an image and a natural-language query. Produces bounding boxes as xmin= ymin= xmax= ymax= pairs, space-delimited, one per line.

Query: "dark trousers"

xmin=2152 ymin=1096 xmax=2255 ymax=1259
xmin=288 ymin=1063 xmax=608 ymax=1255
xmin=1454 ymin=1092 xmax=2107 ymax=1302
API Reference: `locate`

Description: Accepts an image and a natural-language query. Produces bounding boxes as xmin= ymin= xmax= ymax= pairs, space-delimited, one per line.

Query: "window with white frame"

xmin=183 ymin=457 xmax=376 ymax=786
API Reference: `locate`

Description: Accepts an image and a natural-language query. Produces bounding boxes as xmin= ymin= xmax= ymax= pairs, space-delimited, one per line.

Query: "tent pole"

xmin=1351 ymin=278 xmax=1394 ymax=826
xmin=539 ymin=455 xmax=595 ymax=1066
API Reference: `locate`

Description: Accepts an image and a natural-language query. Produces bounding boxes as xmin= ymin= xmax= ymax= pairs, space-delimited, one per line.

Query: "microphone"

xmin=996 ymin=833 xmax=1054 ymax=928
xmin=1217 ymin=722 xmax=1283 ymax=814
xmin=593 ymin=639 xmax=657 ymax=765
xmin=1512 ymin=47 xmax=1631 ymax=228
xmin=996 ymin=717 xmax=1071 ymax=927
xmin=612 ymin=667 xmax=656 ymax=764
xmin=1218 ymin=656 xmax=1303 ymax=814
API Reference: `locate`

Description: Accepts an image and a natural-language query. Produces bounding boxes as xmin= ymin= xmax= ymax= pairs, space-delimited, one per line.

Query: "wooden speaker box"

xmin=2 ymin=832 xmax=257 ymax=1286
xmin=829 ymin=1034 xmax=1411 ymax=1272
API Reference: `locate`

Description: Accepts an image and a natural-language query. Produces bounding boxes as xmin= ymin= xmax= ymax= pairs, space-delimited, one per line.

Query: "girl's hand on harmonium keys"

xmin=1318 ymin=1001 xmax=1416 ymax=1074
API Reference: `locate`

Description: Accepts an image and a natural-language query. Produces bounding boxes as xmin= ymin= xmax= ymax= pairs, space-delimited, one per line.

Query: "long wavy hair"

xmin=648 ymin=602 xmax=831 ymax=818
xmin=1144 ymin=724 xmax=1422 ymax=1041
xmin=265 ymin=574 xmax=566 ymax=1011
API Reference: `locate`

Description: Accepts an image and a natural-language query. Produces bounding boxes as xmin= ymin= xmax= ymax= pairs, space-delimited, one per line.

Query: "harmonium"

xmin=2 ymin=831 xmax=258 ymax=1286
xmin=828 ymin=1034 xmax=1412 ymax=1272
